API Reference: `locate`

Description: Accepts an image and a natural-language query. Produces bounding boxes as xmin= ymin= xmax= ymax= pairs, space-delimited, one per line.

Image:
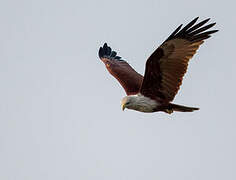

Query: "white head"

xmin=121 ymin=96 xmax=137 ymax=111
xmin=121 ymin=94 xmax=158 ymax=112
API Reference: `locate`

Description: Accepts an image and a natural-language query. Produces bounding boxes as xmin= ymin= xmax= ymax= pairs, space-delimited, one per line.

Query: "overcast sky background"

xmin=0 ymin=0 xmax=235 ymax=180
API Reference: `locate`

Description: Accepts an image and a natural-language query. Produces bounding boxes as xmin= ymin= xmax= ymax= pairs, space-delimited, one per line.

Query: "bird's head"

xmin=121 ymin=96 xmax=137 ymax=111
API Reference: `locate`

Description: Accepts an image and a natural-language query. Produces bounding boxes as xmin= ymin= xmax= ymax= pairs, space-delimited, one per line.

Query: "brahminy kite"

xmin=99 ymin=17 xmax=217 ymax=114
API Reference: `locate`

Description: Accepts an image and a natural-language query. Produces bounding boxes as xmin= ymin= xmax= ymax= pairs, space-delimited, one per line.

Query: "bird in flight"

xmin=98 ymin=17 xmax=217 ymax=114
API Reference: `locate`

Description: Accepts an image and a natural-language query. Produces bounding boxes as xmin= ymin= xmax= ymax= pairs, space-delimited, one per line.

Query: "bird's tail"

xmin=167 ymin=103 xmax=199 ymax=113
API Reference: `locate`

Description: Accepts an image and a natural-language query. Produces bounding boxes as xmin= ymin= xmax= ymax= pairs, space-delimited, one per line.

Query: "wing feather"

xmin=140 ymin=18 xmax=218 ymax=102
xmin=99 ymin=43 xmax=143 ymax=95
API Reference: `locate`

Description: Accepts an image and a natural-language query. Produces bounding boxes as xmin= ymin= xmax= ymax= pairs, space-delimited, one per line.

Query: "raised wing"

xmin=140 ymin=17 xmax=218 ymax=102
xmin=99 ymin=43 xmax=143 ymax=95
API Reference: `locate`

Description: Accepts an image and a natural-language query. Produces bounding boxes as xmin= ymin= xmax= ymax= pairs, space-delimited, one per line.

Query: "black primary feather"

xmin=98 ymin=43 xmax=124 ymax=61
xmin=164 ymin=17 xmax=218 ymax=43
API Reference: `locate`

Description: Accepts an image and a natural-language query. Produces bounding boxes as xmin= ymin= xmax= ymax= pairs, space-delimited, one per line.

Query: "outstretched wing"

xmin=140 ymin=17 xmax=218 ymax=102
xmin=99 ymin=43 xmax=143 ymax=95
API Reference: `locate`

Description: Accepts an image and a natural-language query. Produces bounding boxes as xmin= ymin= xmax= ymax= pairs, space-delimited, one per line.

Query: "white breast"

xmin=131 ymin=94 xmax=159 ymax=112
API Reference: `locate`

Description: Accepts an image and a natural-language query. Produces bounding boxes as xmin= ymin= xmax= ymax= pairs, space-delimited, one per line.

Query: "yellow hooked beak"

xmin=122 ymin=103 xmax=126 ymax=111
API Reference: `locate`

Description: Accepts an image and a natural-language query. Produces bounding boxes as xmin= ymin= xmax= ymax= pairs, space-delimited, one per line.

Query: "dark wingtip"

xmin=205 ymin=17 xmax=211 ymax=22
xmin=165 ymin=17 xmax=218 ymax=42
xmin=103 ymin=43 xmax=108 ymax=49
xmin=98 ymin=47 xmax=104 ymax=59
xmin=98 ymin=43 xmax=124 ymax=61
xmin=194 ymin=17 xmax=199 ymax=22
xmin=98 ymin=43 xmax=108 ymax=58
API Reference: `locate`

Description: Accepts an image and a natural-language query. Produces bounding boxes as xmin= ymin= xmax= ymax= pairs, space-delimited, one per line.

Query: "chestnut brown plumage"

xmin=99 ymin=43 xmax=143 ymax=95
xmin=99 ymin=17 xmax=218 ymax=114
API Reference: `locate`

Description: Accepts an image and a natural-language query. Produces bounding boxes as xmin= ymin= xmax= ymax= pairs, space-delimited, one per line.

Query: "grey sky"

xmin=0 ymin=0 xmax=235 ymax=179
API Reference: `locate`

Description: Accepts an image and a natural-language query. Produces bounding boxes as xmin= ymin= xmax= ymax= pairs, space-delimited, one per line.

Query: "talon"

xmin=165 ymin=109 xmax=173 ymax=114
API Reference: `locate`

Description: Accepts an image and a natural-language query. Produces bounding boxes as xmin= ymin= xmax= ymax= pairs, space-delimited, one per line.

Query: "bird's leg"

xmin=164 ymin=109 xmax=173 ymax=114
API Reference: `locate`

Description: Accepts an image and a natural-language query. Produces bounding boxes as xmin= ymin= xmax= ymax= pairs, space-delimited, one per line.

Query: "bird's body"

xmin=121 ymin=94 xmax=199 ymax=113
xmin=99 ymin=17 xmax=217 ymax=114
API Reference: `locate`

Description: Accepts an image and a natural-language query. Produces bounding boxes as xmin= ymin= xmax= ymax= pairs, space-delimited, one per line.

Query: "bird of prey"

xmin=98 ymin=17 xmax=217 ymax=114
